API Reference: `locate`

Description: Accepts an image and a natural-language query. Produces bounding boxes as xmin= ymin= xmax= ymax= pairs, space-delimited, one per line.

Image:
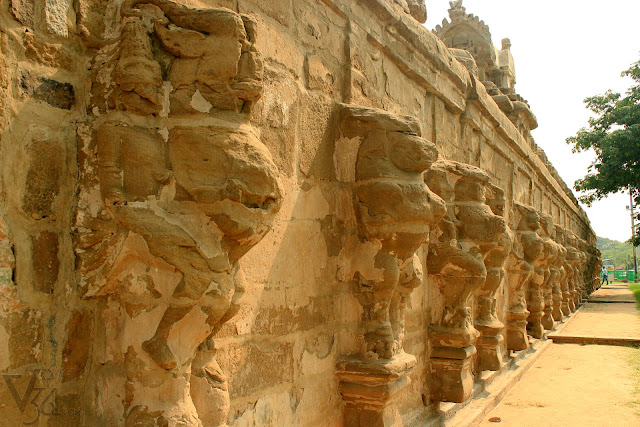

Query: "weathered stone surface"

xmin=31 ymin=231 xmax=59 ymax=294
xmin=0 ymin=0 xmax=602 ymax=425
xmin=62 ymin=310 xmax=93 ymax=380
xmin=21 ymin=72 xmax=75 ymax=109
xmin=45 ymin=0 xmax=71 ymax=37
xmin=10 ymin=0 xmax=35 ymax=28
xmin=24 ymin=33 xmax=74 ymax=70
xmin=23 ymin=138 xmax=65 ymax=219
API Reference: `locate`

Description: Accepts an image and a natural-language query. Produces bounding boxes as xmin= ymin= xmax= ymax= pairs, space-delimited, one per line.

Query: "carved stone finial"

xmin=449 ymin=0 xmax=465 ymax=13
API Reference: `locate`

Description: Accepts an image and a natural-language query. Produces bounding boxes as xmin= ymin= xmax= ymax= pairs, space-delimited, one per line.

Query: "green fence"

xmin=601 ymin=270 xmax=637 ymax=281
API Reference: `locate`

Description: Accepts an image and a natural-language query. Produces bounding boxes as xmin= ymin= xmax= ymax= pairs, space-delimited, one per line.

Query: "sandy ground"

xmin=559 ymin=302 xmax=640 ymax=338
xmin=478 ymin=284 xmax=640 ymax=427
xmin=589 ymin=283 xmax=637 ymax=302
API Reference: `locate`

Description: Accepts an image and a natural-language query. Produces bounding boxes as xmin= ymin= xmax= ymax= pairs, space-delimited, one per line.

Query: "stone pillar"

xmin=505 ymin=203 xmax=542 ymax=351
xmin=475 ymin=184 xmax=511 ymax=372
xmin=334 ymin=104 xmax=446 ymax=425
xmin=426 ymin=161 xmax=507 ymax=402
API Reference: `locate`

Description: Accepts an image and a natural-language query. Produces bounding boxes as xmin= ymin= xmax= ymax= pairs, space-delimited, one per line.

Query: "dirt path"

xmin=477 ymin=285 xmax=640 ymax=427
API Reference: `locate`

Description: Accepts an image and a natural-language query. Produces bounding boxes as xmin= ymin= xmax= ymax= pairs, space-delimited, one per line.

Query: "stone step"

xmin=548 ymin=335 xmax=640 ymax=347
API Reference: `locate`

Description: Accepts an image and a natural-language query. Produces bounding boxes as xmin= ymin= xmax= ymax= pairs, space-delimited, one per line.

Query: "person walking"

xmin=602 ymin=267 xmax=609 ymax=286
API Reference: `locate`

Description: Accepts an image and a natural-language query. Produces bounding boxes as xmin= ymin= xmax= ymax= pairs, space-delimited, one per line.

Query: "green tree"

xmin=567 ymin=58 xmax=640 ymax=243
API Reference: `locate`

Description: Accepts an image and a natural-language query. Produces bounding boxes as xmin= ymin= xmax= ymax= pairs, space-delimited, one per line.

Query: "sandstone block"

xmin=24 ymin=33 xmax=74 ymax=70
xmin=239 ymin=0 xmax=291 ymax=27
xmin=22 ymin=138 xmax=65 ymax=219
xmin=45 ymin=0 xmax=70 ymax=37
xmin=2 ymin=309 xmax=43 ymax=369
xmin=31 ymin=231 xmax=59 ymax=294
xmin=62 ymin=310 xmax=93 ymax=380
xmin=20 ymin=72 xmax=75 ymax=110
xmin=10 ymin=0 xmax=35 ymax=28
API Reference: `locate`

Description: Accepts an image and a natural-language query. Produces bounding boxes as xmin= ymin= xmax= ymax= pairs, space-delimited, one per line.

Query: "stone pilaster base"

xmin=561 ymin=293 xmax=572 ymax=316
xmin=506 ymin=313 xmax=529 ymax=351
xmin=476 ymin=333 xmax=504 ymax=372
xmin=552 ymin=298 xmax=563 ymax=322
xmin=430 ymin=345 xmax=476 ymax=403
xmin=573 ymin=291 xmax=582 ymax=308
xmin=541 ymin=307 xmax=554 ymax=330
xmin=336 ymin=353 xmax=416 ymax=427
xmin=526 ymin=311 xmax=544 ymax=338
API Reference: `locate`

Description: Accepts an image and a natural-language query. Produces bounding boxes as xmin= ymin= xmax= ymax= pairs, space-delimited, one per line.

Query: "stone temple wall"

xmin=0 ymin=0 xmax=600 ymax=426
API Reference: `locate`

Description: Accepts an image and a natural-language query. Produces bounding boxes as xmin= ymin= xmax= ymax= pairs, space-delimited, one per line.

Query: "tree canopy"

xmin=567 ymin=58 xmax=640 ymax=243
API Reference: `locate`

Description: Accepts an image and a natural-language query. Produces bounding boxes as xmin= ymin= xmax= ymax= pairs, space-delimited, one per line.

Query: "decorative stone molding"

xmin=425 ymin=161 xmax=507 ymax=402
xmin=505 ymin=203 xmax=543 ymax=351
xmin=335 ymin=104 xmax=446 ymax=425
xmin=475 ymin=184 xmax=511 ymax=372
xmin=74 ymin=2 xmax=282 ymax=424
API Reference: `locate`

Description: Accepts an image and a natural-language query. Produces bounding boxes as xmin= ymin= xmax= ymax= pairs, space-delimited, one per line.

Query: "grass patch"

xmin=628 ymin=347 xmax=640 ymax=415
xmin=629 ymin=282 xmax=640 ymax=309
xmin=628 ymin=281 xmax=640 ymax=415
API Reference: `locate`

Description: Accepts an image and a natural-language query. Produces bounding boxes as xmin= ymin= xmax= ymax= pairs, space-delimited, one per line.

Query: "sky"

xmin=425 ymin=0 xmax=640 ymax=242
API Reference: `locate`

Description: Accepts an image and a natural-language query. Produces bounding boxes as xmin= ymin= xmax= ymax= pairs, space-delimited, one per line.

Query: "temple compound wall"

xmin=0 ymin=0 xmax=600 ymax=426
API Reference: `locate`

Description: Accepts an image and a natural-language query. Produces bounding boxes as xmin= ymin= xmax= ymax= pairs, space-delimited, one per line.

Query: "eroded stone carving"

xmin=564 ymin=232 xmax=579 ymax=312
xmin=393 ymin=0 xmax=427 ymax=23
xmin=425 ymin=161 xmax=506 ymax=402
xmin=552 ymin=225 xmax=568 ymax=322
xmin=538 ymin=214 xmax=559 ymax=331
xmin=505 ymin=203 xmax=542 ymax=351
xmin=475 ymin=184 xmax=511 ymax=372
xmin=335 ymin=104 xmax=446 ymax=425
xmin=75 ymin=2 xmax=282 ymax=424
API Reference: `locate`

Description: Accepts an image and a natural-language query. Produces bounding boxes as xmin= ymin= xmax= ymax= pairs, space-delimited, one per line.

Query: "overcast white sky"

xmin=426 ymin=0 xmax=640 ymax=242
